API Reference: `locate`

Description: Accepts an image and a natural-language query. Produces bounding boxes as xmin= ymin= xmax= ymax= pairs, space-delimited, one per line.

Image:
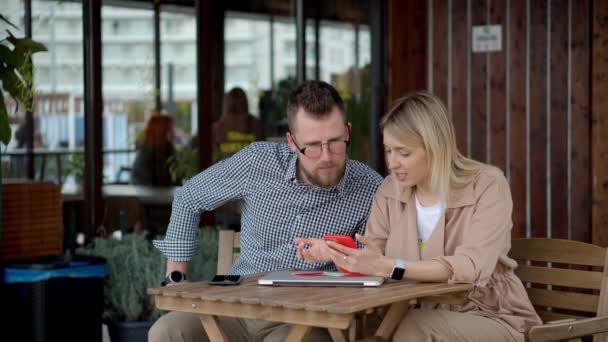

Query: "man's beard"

xmin=301 ymin=162 xmax=346 ymax=188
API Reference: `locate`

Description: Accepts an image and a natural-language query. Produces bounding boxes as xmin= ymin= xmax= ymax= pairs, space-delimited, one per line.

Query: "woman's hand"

xmin=294 ymin=237 xmax=333 ymax=264
xmin=327 ymin=233 xmax=394 ymax=277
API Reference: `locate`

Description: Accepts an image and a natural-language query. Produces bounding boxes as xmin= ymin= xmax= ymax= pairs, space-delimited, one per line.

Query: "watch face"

xmin=391 ymin=267 xmax=405 ymax=280
xmin=169 ymin=271 xmax=184 ymax=283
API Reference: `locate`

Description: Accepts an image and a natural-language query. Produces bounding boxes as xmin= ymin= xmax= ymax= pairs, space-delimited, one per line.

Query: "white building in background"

xmin=22 ymin=1 xmax=369 ymax=116
xmin=3 ymin=0 xmax=369 ymax=181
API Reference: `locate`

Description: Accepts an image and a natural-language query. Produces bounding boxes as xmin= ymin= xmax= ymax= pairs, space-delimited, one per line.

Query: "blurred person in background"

xmin=131 ymin=113 xmax=177 ymax=186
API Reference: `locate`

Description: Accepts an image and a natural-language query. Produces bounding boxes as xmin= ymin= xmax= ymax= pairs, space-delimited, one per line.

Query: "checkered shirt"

xmin=153 ymin=141 xmax=383 ymax=275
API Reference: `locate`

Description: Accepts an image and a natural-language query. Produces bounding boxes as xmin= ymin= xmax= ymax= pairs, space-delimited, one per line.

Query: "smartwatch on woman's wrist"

xmin=390 ymin=259 xmax=406 ymax=280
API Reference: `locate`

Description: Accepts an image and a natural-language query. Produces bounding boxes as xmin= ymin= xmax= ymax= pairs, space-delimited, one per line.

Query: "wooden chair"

xmin=509 ymin=238 xmax=608 ymax=342
xmin=217 ymin=230 xmax=240 ymax=274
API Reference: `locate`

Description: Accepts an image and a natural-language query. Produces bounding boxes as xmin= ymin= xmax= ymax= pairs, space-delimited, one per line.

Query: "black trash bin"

xmin=1 ymin=255 xmax=106 ymax=342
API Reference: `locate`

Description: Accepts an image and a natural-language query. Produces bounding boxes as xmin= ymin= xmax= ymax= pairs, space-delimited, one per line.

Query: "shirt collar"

xmin=378 ymin=174 xmax=476 ymax=208
xmin=285 ymin=150 xmax=351 ymax=196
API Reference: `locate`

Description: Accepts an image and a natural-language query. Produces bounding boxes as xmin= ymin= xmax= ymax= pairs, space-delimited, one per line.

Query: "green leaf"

xmin=0 ymin=95 xmax=12 ymax=145
xmin=1 ymin=68 xmax=26 ymax=102
xmin=0 ymin=15 xmax=19 ymax=31
xmin=0 ymin=44 xmax=23 ymax=67
xmin=7 ymin=35 xmax=47 ymax=55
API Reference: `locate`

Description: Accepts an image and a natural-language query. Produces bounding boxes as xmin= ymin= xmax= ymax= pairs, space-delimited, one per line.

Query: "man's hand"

xmin=294 ymin=237 xmax=333 ymax=264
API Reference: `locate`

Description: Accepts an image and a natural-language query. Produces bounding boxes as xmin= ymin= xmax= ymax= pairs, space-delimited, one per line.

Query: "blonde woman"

xmin=295 ymin=92 xmax=540 ymax=341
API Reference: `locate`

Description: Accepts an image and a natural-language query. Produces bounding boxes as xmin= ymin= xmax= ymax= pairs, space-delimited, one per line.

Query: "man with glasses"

xmin=149 ymin=80 xmax=383 ymax=342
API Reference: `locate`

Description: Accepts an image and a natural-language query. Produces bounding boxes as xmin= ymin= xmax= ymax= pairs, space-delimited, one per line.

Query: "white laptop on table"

xmin=257 ymin=270 xmax=384 ymax=287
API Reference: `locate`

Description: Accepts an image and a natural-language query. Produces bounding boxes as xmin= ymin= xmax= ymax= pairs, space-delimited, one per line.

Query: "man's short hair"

xmin=286 ymin=80 xmax=346 ymax=130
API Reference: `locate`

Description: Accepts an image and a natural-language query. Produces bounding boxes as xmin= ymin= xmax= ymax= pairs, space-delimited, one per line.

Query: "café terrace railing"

xmin=1 ymin=147 xmax=136 ymax=185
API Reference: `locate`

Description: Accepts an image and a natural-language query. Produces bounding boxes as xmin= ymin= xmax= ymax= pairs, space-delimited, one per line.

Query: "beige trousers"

xmin=148 ymin=311 xmax=332 ymax=342
xmin=393 ymin=309 xmax=521 ymax=342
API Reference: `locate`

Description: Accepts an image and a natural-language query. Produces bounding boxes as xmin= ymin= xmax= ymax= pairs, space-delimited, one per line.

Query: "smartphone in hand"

xmin=323 ymin=234 xmax=356 ymax=249
xmin=209 ymin=274 xmax=243 ymax=286
xmin=322 ymin=234 xmax=362 ymax=275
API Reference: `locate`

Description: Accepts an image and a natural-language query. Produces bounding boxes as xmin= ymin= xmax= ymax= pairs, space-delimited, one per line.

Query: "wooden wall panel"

xmin=489 ymin=0 xmax=506 ymax=173
xmin=509 ymin=0 xmax=527 ymax=239
xmin=529 ymin=0 xmax=548 ymax=238
xmin=571 ymin=0 xmax=590 ymax=244
xmin=592 ymin=0 xmax=608 ymax=247
xmin=451 ymin=0 xmax=469 ymax=154
xmin=432 ymin=0 xmax=449 ymax=103
xmin=415 ymin=0 xmax=594 ymax=242
xmin=470 ymin=0 xmax=488 ymax=161
xmin=387 ymin=0 xmax=427 ymax=106
xmin=549 ymin=0 xmax=569 ymax=240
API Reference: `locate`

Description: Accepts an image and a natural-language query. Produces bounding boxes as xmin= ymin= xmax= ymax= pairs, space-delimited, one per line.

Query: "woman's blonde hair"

xmin=379 ymin=91 xmax=484 ymax=202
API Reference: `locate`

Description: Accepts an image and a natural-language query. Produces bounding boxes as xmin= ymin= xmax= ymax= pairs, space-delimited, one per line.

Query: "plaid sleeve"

xmin=153 ymin=145 xmax=254 ymax=261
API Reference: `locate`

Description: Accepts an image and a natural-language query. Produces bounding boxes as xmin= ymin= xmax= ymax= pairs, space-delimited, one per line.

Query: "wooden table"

xmin=148 ymin=274 xmax=473 ymax=342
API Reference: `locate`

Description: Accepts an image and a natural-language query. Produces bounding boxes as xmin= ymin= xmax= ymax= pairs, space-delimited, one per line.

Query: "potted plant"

xmin=79 ymin=228 xmax=219 ymax=342
xmin=62 ymin=153 xmax=85 ymax=192
xmin=0 ymin=14 xmax=47 ymax=146
xmin=167 ymin=147 xmax=198 ymax=184
xmin=1 ymin=15 xmax=47 ymax=250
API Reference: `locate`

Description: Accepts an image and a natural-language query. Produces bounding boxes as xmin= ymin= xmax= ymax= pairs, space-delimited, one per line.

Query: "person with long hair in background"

xmin=131 ymin=113 xmax=176 ymax=186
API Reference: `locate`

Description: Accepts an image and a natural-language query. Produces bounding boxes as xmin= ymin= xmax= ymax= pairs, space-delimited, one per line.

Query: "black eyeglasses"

xmin=290 ymin=127 xmax=350 ymax=159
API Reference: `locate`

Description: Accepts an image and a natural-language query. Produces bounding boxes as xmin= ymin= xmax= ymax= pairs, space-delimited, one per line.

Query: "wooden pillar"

xmin=195 ymin=0 xmax=223 ymax=171
xmin=387 ymin=0 xmax=428 ymax=105
xmin=592 ymin=0 xmax=608 ymax=247
xmin=83 ymin=0 xmax=104 ymax=237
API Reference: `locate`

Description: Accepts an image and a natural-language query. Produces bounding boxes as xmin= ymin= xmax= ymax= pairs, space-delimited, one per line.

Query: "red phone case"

xmin=323 ymin=234 xmax=356 ymax=249
xmin=322 ymin=234 xmax=362 ymax=275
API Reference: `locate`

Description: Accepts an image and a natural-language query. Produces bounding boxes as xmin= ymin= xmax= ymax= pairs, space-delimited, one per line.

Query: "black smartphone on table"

xmin=209 ymin=274 xmax=242 ymax=286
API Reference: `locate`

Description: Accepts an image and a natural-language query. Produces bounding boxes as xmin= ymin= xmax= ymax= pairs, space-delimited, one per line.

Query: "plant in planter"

xmin=62 ymin=153 xmax=85 ymax=191
xmin=167 ymin=147 xmax=198 ymax=184
xmin=0 ymin=14 xmax=47 ymax=145
xmin=79 ymin=228 xmax=219 ymax=342
xmin=1 ymin=15 xmax=47 ymax=244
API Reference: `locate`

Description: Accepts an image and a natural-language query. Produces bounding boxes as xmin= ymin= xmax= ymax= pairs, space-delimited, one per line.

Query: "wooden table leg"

xmin=328 ymin=328 xmax=348 ymax=342
xmin=374 ymin=300 xmax=410 ymax=342
xmin=285 ymin=324 xmax=312 ymax=342
xmin=199 ymin=315 xmax=228 ymax=342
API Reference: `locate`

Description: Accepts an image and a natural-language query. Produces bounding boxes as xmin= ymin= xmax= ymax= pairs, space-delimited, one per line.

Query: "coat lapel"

xmin=404 ymin=192 xmax=422 ymax=262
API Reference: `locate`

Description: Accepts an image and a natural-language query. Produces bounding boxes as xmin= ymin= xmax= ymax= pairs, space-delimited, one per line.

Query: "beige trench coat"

xmin=365 ymin=166 xmax=541 ymax=341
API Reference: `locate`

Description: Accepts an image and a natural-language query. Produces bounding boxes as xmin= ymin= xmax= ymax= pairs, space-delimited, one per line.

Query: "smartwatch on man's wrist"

xmin=390 ymin=259 xmax=406 ymax=280
xmin=162 ymin=270 xmax=187 ymax=286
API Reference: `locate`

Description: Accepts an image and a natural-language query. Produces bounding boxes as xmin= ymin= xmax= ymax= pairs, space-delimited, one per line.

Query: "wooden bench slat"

xmin=529 ymin=315 xmax=608 ymax=342
xmin=536 ymin=309 xmax=588 ymax=324
xmin=510 ymin=238 xmax=605 ymax=266
xmin=515 ymin=265 xmax=602 ymax=290
xmin=527 ymin=288 xmax=599 ymax=313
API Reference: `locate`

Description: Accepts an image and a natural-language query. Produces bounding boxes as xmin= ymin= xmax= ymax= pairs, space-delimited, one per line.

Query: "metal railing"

xmin=1 ymin=147 xmax=137 ymax=185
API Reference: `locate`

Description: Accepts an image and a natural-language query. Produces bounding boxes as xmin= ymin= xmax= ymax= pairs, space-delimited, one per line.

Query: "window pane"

xmin=102 ymin=5 xmax=154 ymax=186
xmin=160 ymin=9 xmax=197 ymax=141
xmin=16 ymin=0 xmax=85 ymax=185
xmin=316 ymin=18 xmax=371 ymax=163
xmin=224 ymin=12 xmax=297 ymax=140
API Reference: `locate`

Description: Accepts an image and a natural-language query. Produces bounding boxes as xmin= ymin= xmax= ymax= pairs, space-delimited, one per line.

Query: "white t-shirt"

xmin=415 ymin=194 xmax=445 ymax=243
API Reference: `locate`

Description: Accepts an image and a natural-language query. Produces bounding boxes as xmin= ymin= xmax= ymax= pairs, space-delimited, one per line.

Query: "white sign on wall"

xmin=472 ymin=25 xmax=502 ymax=52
